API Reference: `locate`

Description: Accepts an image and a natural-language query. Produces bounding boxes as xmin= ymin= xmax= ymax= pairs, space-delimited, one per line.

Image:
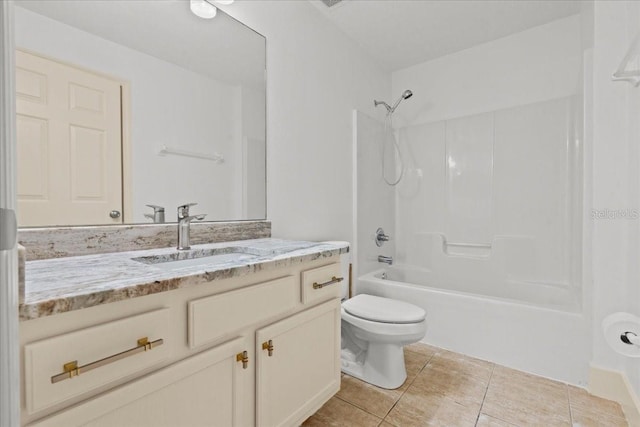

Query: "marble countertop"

xmin=20 ymin=238 xmax=349 ymax=321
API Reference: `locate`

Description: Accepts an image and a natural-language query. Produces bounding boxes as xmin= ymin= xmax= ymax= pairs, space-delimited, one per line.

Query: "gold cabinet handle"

xmin=236 ymin=351 xmax=249 ymax=369
xmin=313 ymin=276 xmax=344 ymax=290
xmin=262 ymin=339 xmax=274 ymax=356
xmin=51 ymin=337 xmax=163 ymax=384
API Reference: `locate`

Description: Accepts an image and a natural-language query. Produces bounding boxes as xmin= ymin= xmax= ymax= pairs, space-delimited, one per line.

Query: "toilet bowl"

xmin=341 ymin=294 xmax=427 ymax=389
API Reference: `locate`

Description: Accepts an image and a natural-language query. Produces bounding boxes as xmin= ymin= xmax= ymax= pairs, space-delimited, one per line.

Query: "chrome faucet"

xmin=177 ymin=203 xmax=206 ymax=250
xmin=144 ymin=204 xmax=165 ymax=223
xmin=378 ymin=255 xmax=393 ymax=265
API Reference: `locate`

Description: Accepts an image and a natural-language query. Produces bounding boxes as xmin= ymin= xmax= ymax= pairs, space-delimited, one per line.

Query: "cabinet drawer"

xmin=24 ymin=308 xmax=170 ymax=415
xmin=27 ymin=337 xmax=248 ymax=427
xmin=301 ymin=263 xmax=342 ymax=305
xmin=188 ymin=276 xmax=297 ymax=349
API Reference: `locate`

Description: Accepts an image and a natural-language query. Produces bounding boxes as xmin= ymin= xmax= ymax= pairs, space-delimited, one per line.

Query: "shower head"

xmin=390 ymin=89 xmax=413 ymax=113
xmin=375 ymin=89 xmax=413 ymax=114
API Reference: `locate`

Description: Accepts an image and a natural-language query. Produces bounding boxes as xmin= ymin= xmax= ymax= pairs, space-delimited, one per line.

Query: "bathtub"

xmin=356 ymin=266 xmax=590 ymax=386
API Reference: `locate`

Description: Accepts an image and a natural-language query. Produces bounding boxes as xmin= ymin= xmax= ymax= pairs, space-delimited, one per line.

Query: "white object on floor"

xmin=341 ymin=294 xmax=427 ymax=389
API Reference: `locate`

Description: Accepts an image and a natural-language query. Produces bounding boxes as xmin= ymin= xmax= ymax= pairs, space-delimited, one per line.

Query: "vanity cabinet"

xmin=20 ymin=258 xmax=343 ymax=427
xmin=256 ymin=299 xmax=341 ymax=427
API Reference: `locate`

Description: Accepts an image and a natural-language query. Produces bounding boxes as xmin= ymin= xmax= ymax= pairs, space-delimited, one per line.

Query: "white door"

xmin=16 ymin=49 xmax=123 ymax=226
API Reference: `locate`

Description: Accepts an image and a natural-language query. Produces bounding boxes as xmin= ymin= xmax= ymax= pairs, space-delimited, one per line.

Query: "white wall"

xmin=392 ymin=15 xmax=583 ymax=127
xmin=218 ymin=1 xmax=390 ymax=243
xmin=591 ymin=0 xmax=640 ymax=397
xmin=14 ymin=7 xmax=244 ymax=223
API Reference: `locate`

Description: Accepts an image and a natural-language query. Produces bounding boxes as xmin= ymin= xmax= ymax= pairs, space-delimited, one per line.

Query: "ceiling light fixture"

xmin=190 ymin=0 xmax=217 ymax=19
xmin=190 ymin=0 xmax=234 ymax=19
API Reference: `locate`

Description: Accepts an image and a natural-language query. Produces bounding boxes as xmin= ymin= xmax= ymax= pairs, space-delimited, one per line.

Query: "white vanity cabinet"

xmin=256 ymin=299 xmax=341 ymax=427
xmin=20 ymin=258 xmax=343 ymax=427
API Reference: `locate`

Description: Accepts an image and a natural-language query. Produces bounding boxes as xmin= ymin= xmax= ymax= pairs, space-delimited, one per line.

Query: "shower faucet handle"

xmin=375 ymin=228 xmax=390 ymax=247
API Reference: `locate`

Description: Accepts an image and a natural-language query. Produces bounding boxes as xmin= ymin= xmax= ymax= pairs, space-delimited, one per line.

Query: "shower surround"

xmin=353 ymin=14 xmax=589 ymax=385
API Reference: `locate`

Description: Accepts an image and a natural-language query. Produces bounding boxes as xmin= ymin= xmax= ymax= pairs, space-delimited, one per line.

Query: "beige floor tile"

xmin=476 ymin=413 xmax=519 ymax=426
xmin=399 ymin=348 xmax=432 ymax=391
xmin=384 ymin=385 xmax=479 ymax=427
xmin=483 ymin=368 xmax=571 ymax=426
xmin=489 ymin=365 xmax=570 ymax=408
xmin=426 ymin=349 xmax=495 ymax=383
xmin=338 ymin=349 xmax=431 ymax=417
xmin=405 ymin=342 xmax=441 ymax=358
xmin=411 ymin=364 xmax=488 ymax=412
xmin=568 ymin=385 xmax=627 ymax=420
xmin=571 ymin=407 xmax=628 ymax=427
xmin=492 ymin=365 xmax=567 ymax=392
xmin=306 ymin=346 xmax=629 ymax=427
xmin=337 ymin=374 xmax=402 ymax=418
xmin=302 ymin=396 xmax=382 ymax=427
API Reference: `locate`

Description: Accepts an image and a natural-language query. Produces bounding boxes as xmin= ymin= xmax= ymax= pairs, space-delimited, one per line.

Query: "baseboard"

xmin=589 ymin=364 xmax=640 ymax=425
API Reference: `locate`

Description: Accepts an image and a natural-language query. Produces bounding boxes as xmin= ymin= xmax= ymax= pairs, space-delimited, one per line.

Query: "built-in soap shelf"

xmin=443 ymin=241 xmax=492 ymax=257
xmin=406 ymin=232 xmax=540 ymax=284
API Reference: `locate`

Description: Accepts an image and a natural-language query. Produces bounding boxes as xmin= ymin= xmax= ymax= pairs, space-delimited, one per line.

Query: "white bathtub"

xmin=357 ymin=266 xmax=590 ymax=386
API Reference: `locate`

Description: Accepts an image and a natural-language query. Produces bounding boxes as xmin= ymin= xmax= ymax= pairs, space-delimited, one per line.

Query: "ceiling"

xmin=309 ymin=0 xmax=582 ymax=71
xmin=15 ymin=0 xmax=266 ymax=88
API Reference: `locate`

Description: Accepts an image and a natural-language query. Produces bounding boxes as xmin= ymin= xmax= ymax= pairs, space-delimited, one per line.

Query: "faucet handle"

xmin=145 ymin=205 xmax=165 ymax=223
xmin=177 ymin=203 xmax=197 ymax=218
xmin=146 ymin=204 xmax=164 ymax=213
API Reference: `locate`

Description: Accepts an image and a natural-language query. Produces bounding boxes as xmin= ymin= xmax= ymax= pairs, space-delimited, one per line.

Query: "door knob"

xmin=109 ymin=210 xmax=121 ymax=219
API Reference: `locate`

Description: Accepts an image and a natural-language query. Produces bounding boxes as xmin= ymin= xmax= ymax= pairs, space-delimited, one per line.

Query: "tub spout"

xmin=378 ymin=255 xmax=393 ymax=265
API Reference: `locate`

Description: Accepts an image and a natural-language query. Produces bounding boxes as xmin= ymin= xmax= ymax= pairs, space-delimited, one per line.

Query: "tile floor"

xmin=303 ymin=343 xmax=629 ymax=427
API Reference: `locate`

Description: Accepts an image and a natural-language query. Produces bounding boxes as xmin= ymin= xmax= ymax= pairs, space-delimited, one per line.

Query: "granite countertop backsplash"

xmin=20 ymin=238 xmax=349 ymax=321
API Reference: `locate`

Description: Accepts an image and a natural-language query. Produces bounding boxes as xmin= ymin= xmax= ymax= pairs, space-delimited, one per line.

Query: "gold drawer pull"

xmin=313 ymin=276 xmax=344 ymax=290
xmin=262 ymin=339 xmax=274 ymax=356
xmin=51 ymin=337 xmax=164 ymax=384
xmin=236 ymin=351 xmax=249 ymax=369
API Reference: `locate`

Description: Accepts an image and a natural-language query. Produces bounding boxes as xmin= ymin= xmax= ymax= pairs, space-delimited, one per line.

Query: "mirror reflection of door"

xmin=16 ymin=49 xmax=124 ymax=227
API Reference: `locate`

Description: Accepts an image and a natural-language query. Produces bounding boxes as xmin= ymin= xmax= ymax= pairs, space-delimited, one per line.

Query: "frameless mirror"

xmin=14 ymin=0 xmax=266 ymax=227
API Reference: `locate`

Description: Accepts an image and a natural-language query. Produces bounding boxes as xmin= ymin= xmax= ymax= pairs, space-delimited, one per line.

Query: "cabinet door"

xmin=28 ymin=337 xmax=252 ymax=427
xmin=256 ymin=299 xmax=341 ymax=427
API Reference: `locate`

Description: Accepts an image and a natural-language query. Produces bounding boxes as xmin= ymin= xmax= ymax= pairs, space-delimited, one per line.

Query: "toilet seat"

xmin=343 ymin=294 xmax=426 ymax=324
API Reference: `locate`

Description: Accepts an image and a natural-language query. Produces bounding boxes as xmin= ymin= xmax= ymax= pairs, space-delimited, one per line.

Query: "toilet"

xmin=341 ymin=293 xmax=427 ymax=389
xmin=322 ymin=243 xmax=427 ymax=389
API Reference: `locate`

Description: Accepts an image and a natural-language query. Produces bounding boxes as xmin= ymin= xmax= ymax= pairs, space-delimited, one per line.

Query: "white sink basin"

xmin=132 ymin=248 xmax=261 ymax=271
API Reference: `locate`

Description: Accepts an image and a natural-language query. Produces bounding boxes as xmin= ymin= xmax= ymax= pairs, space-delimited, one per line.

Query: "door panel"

xmin=16 ymin=50 xmax=123 ymax=226
xmin=16 ymin=115 xmax=48 ymax=200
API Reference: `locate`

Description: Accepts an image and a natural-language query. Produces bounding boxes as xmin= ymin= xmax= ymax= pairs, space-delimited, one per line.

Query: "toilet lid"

xmin=343 ymin=294 xmax=426 ymax=324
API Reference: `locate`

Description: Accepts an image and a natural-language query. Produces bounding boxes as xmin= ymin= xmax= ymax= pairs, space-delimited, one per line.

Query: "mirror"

xmin=14 ymin=0 xmax=266 ymax=227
